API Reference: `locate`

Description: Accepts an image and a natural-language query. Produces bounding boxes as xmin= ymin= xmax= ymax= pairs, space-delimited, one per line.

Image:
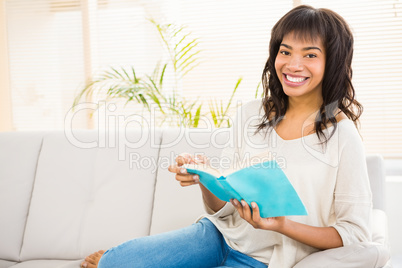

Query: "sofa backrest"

xmin=0 ymin=132 xmax=44 ymax=262
xmin=1 ymin=130 xmax=162 ymax=262
xmin=366 ymin=154 xmax=386 ymax=211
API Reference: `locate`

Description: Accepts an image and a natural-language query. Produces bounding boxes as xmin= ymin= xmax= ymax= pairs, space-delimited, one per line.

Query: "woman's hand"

xmin=168 ymin=153 xmax=207 ymax=187
xmin=168 ymin=153 xmax=225 ymax=212
xmin=230 ymin=199 xmax=286 ymax=232
xmin=231 ymin=198 xmax=343 ymax=249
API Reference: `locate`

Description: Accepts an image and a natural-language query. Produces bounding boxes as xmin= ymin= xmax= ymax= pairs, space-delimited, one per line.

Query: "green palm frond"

xmin=207 ymin=77 xmax=242 ymax=128
xmin=149 ymin=19 xmax=202 ymax=78
xmin=255 ymin=81 xmax=263 ymax=99
xmin=74 ymin=18 xmax=250 ymax=129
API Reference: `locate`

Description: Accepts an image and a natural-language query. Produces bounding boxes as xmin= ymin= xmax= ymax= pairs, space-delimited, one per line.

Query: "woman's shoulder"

xmin=336 ymin=111 xmax=348 ymax=123
xmin=335 ymin=117 xmax=362 ymax=145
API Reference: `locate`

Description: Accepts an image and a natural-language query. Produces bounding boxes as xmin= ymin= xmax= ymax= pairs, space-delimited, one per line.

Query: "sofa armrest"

xmin=293 ymin=242 xmax=391 ymax=268
xmin=372 ymin=209 xmax=389 ymax=247
xmin=294 ymin=209 xmax=391 ymax=268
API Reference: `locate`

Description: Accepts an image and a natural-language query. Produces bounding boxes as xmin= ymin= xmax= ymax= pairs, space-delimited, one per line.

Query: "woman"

xmin=81 ymin=5 xmax=372 ymax=268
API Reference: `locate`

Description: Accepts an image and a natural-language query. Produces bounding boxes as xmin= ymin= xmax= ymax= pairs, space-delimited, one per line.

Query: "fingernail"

xmin=232 ymin=199 xmax=238 ymax=206
xmin=180 ymin=168 xmax=187 ymax=174
xmin=241 ymin=200 xmax=247 ymax=207
xmin=82 ymin=263 xmax=87 ymax=268
xmin=252 ymin=202 xmax=256 ymax=209
xmin=193 ymin=175 xmax=199 ymax=182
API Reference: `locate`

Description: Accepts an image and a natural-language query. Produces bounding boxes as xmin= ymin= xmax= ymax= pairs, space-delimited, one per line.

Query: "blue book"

xmin=184 ymin=160 xmax=307 ymax=218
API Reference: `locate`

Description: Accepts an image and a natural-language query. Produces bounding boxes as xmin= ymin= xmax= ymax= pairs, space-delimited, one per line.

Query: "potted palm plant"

xmin=73 ymin=19 xmax=244 ymax=128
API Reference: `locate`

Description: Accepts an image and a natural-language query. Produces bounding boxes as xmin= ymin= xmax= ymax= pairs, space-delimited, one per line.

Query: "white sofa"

xmin=0 ymin=129 xmax=392 ymax=268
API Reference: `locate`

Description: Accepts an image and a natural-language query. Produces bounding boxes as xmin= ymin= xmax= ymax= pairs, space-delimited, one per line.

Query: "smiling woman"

xmin=258 ymin=5 xmax=361 ymax=144
xmin=77 ymin=5 xmax=388 ymax=268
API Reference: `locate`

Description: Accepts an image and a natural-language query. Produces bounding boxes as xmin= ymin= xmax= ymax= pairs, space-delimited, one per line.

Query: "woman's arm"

xmin=231 ymin=199 xmax=343 ymax=250
xmin=199 ymin=183 xmax=226 ymax=213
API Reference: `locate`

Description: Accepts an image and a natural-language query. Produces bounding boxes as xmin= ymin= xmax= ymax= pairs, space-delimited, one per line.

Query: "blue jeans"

xmin=98 ymin=218 xmax=268 ymax=268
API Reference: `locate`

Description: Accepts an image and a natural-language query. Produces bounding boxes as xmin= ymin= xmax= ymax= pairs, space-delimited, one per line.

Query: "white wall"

xmin=0 ymin=0 xmax=13 ymax=131
xmin=385 ymin=176 xmax=402 ymax=257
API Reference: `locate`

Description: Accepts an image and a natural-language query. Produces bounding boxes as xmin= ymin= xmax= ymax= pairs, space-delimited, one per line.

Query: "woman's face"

xmin=275 ymin=33 xmax=326 ymax=103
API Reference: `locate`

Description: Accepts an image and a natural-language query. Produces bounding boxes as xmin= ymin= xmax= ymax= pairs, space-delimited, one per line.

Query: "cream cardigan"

xmin=199 ymin=99 xmax=372 ymax=268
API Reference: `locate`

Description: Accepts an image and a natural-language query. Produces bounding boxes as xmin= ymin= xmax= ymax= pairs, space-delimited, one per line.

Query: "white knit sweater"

xmin=200 ymin=99 xmax=372 ymax=268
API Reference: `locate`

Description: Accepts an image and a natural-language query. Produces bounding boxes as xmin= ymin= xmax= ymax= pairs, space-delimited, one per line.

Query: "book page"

xmin=182 ymin=163 xmax=222 ymax=178
xmin=183 ymin=150 xmax=274 ymax=177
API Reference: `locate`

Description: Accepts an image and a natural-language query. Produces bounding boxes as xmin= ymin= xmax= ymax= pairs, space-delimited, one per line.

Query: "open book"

xmin=184 ymin=160 xmax=307 ymax=218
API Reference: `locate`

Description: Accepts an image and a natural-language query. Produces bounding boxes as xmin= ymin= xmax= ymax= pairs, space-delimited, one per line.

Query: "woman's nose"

xmin=286 ymin=56 xmax=303 ymax=72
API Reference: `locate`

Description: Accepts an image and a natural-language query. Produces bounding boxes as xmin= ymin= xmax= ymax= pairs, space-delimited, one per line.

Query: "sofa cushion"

xmin=20 ymin=130 xmax=162 ymax=261
xmin=150 ymin=128 xmax=229 ymax=235
xmin=8 ymin=260 xmax=81 ymax=268
xmin=0 ymin=132 xmax=44 ymax=261
xmin=0 ymin=259 xmax=17 ymax=268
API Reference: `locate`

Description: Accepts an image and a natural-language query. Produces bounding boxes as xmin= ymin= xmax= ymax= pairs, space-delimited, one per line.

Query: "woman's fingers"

xmin=251 ymin=202 xmax=262 ymax=224
xmin=194 ymin=154 xmax=208 ymax=164
xmin=166 ymin=166 xmax=199 ymax=187
xmin=231 ymin=199 xmax=244 ymax=218
xmin=168 ymin=153 xmax=205 ymax=187
xmin=240 ymin=200 xmax=252 ymax=221
xmin=176 ymin=153 xmax=209 ymax=166
xmin=176 ymin=153 xmax=195 ymax=166
xmin=179 ymin=180 xmax=199 ymax=187
xmin=175 ymin=173 xmax=199 ymax=183
xmin=168 ymin=164 xmax=188 ymax=174
xmin=231 ymin=199 xmax=261 ymax=228
xmin=177 ymin=174 xmax=199 ymax=187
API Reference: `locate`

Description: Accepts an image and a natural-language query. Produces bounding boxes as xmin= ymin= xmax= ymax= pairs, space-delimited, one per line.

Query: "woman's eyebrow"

xmin=280 ymin=43 xmax=322 ymax=52
xmin=303 ymin=46 xmax=322 ymax=52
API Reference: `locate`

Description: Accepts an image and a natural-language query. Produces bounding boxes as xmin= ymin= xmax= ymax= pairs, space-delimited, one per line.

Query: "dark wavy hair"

xmin=257 ymin=5 xmax=363 ymax=143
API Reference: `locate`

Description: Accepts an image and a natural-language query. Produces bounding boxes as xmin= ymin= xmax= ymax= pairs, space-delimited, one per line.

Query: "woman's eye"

xmin=305 ymin=54 xmax=317 ymax=58
xmin=280 ymin=51 xmax=290 ymax=56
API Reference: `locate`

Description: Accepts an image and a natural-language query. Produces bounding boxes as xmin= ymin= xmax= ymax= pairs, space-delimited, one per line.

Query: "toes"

xmin=85 ymin=256 xmax=96 ymax=265
xmin=83 ymin=250 xmax=105 ymax=268
xmin=94 ymin=250 xmax=105 ymax=259
xmin=86 ymin=263 xmax=97 ymax=268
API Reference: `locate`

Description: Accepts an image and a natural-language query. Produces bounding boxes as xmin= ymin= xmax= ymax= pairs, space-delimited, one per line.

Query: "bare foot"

xmin=81 ymin=250 xmax=105 ymax=268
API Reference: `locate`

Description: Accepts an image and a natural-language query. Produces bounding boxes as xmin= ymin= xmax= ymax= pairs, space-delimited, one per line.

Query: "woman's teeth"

xmin=286 ymin=74 xmax=307 ymax=83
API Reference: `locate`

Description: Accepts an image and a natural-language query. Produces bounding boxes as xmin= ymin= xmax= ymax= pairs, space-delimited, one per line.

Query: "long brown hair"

xmin=257 ymin=5 xmax=363 ymax=143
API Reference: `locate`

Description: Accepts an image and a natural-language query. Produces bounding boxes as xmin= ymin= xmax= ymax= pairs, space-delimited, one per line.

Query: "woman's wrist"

xmin=199 ymin=184 xmax=226 ymax=213
xmin=274 ymin=216 xmax=289 ymax=233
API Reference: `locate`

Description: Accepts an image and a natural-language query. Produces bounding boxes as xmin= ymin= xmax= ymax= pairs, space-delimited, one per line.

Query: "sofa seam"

xmin=18 ymin=133 xmax=46 ymax=261
xmin=147 ymin=129 xmax=163 ymax=235
xmin=78 ymin=143 xmax=100 ymax=257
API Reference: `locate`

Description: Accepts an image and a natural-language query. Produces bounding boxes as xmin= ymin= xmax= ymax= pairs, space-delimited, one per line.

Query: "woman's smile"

xmin=283 ymin=73 xmax=309 ymax=86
